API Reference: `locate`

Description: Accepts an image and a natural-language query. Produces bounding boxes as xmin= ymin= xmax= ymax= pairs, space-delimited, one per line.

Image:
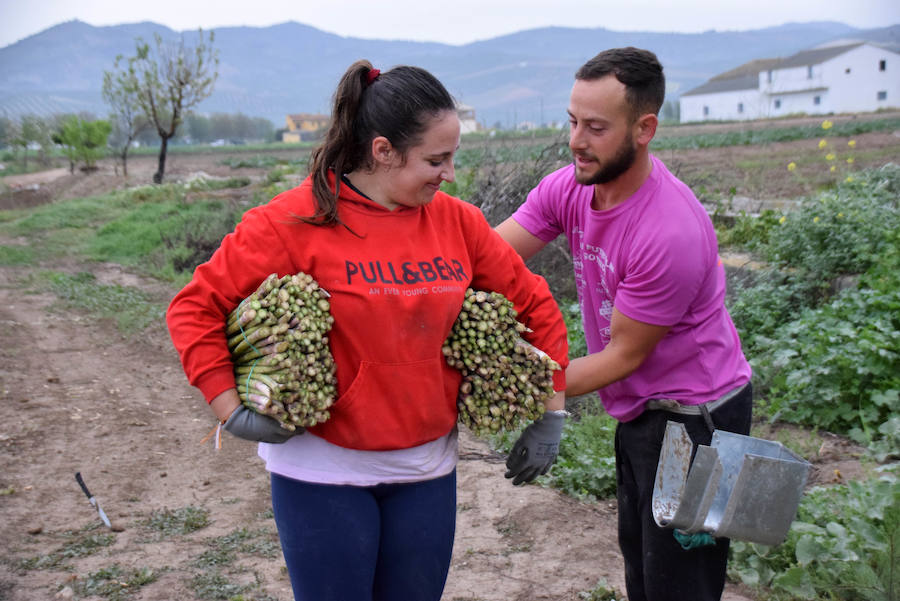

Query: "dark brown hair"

xmin=305 ymin=60 xmax=455 ymax=226
xmin=576 ymin=47 xmax=665 ymax=121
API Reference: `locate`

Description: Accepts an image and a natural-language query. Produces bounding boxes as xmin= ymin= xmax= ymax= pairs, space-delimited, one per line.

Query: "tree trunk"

xmin=153 ymin=136 xmax=169 ymax=184
xmin=120 ymin=147 xmax=129 ymax=177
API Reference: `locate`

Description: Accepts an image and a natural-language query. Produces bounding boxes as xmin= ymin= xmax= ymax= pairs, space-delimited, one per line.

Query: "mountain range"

xmin=1 ymin=19 xmax=898 ymax=128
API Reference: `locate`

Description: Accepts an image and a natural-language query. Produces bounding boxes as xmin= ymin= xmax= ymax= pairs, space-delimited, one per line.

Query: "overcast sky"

xmin=1 ymin=0 xmax=898 ymax=48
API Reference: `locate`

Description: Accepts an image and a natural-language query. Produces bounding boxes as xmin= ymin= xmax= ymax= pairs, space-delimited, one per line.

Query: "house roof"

xmin=775 ymin=42 xmax=865 ymax=69
xmin=710 ymin=58 xmax=783 ymax=81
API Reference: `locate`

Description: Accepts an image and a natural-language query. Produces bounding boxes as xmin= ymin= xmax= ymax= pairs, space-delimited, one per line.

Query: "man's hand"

xmin=504 ymin=410 xmax=566 ymax=485
xmin=223 ymin=405 xmax=301 ymax=443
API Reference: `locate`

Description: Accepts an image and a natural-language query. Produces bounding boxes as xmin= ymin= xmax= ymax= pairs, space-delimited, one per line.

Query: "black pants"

xmin=615 ymin=383 xmax=753 ymax=601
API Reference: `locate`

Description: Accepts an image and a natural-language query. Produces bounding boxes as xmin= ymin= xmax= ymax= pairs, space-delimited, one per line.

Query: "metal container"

xmin=652 ymin=421 xmax=811 ymax=546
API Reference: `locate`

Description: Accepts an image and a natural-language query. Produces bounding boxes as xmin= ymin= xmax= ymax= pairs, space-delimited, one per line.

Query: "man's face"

xmin=567 ymin=76 xmax=638 ymax=186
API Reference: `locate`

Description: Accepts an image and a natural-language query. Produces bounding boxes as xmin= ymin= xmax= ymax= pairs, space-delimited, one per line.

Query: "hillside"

xmin=1 ymin=20 xmax=898 ymax=128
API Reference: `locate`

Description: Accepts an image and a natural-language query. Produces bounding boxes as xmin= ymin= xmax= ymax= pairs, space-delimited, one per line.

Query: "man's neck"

xmin=592 ymin=153 xmax=653 ymax=211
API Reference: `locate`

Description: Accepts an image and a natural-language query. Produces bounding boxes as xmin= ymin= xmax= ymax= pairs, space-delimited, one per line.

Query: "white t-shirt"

xmin=257 ymin=428 xmax=458 ymax=486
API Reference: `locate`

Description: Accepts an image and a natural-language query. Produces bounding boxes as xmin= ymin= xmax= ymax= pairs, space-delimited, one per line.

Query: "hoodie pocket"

xmin=318 ymin=356 xmax=458 ymax=450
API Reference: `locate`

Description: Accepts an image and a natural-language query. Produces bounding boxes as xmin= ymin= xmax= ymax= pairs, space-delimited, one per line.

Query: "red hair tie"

xmin=366 ymin=68 xmax=380 ymax=86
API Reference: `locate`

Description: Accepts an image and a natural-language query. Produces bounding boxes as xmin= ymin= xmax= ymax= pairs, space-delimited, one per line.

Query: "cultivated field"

xmin=0 ymin=114 xmax=896 ymax=601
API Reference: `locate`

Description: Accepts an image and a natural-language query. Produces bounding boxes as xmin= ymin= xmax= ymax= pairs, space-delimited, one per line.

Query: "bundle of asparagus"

xmin=226 ymin=272 xmax=337 ymax=430
xmin=443 ymin=289 xmax=561 ymax=437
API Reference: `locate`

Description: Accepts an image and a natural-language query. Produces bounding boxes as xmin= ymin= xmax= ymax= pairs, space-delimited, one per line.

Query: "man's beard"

xmin=574 ymin=133 xmax=637 ymax=185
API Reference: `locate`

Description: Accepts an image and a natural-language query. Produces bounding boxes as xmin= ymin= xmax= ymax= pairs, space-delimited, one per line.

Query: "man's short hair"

xmin=576 ymin=47 xmax=665 ymax=120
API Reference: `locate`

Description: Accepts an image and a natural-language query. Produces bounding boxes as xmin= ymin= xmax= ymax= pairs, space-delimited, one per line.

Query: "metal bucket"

xmin=652 ymin=421 xmax=811 ymax=546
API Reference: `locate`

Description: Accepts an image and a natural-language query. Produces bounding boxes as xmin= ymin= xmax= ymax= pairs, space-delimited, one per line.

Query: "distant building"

xmin=283 ymin=113 xmax=330 ymax=143
xmin=680 ymin=42 xmax=900 ymax=123
xmin=282 ymin=105 xmax=478 ymax=141
xmin=457 ymin=103 xmax=479 ymax=134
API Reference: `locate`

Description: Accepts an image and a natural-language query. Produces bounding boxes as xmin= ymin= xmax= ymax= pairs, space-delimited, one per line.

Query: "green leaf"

xmin=795 ymin=535 xmax=827 ymax=566
xmin=772 ymin=567 xmax=817 ymax=599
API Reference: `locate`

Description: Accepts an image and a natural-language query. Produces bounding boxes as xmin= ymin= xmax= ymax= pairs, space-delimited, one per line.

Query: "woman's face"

xmin=381 ymin=110 xmax=460 ymax=210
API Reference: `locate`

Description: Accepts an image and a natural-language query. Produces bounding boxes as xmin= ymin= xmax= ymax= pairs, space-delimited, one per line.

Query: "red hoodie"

xmin=167 ymin=174 xmax=568 ymax=451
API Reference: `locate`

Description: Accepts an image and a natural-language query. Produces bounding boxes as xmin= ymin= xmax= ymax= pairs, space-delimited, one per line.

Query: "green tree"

xmin=0 ymin=116 xmax=12 ymax=149
xmin=124 ymin=29 xmax=218 ymax=183
xmin=53 ymin=117 xmax=112 ymax=172
xmin=103 ymin=56 xmax=151 ymax=177
xmin=184 ymin=113 xmax=211 ymax=143
xmin=12 ymin=115 xmax=51 ymax=170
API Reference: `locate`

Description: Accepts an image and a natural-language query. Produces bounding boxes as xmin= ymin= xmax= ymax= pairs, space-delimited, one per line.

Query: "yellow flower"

xmin=838 ymin=212 xmax=844 ymax=218
xmin=821 ymin=120 xmax=833 ymax=130
xmin=787 ymin=162 xmax=797 ymax=171
xmin=845 ymin=176 xmax=854 ymax=183
xmin=826 ymin=153 xmax=836 ymax=161
xmin=848 ymin=140 xmax=856 ymax=148
xmin=830 ymin=165 xmax=837 ymax=172
xmin=818 ymin=139 xmax=828 ymax=149
xmin=779 ymin=216 xmax=787 ymax=224
xmin=813 ymin=216 xmax=820 ymax=223
xmin=846 ymin=157 xmax=854 ymax=164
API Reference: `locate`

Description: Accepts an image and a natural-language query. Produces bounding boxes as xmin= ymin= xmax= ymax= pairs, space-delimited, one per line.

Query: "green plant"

xmin=42 ymin=271 xmax=164 ymax=334
xmin=559 ymin=299 xmax=588 ymax=359
xmin=766 ymin=176 xmax=899 ymax=282
xmin=53 ymin=116 xmax=112 ymax=172
xmin=188 ymin=570 xmax=269 ymax=600
xmin=0 ymin=244 xmax=34 ymax=266
xmin=490 ymin=396 xmax=617 ymax=501
xmin=551 ymin=401 xmax=618 ymax=500
xmin=18 ymin=528 xmax=116 ymax=571
xmin=193 ymin=528 xmax=281 ymax=569
xmin=716 ymin=208 xmax=781 ymax=251
xmin=729 ymin=467 xmax=899 ymax=600
xmin=186 ymin=175 xmax=252 ymax=191
xmin=219 ymin=155 xmax=283 ymax=169
xmin=577 ymin=579 xmax=626 ymax=600
xmin=143 ymin=506 xmax=210 ymax=537
xmin=72 ymin=564 xmax=159 ymax=601
xmin=726 ymin=268 xmax=820 ymax=353
xmin=751 ymin=277 xmax=900 ymax=452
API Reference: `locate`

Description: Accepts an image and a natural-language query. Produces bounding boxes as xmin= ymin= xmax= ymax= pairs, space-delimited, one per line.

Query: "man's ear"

xmin=371 ymin=136 xmax=395 ymax=167
xmin=634 ymin=113 xmax=658 ymax=146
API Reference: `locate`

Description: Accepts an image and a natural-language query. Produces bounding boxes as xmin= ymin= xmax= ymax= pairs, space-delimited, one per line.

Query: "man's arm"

xmin=494 ymin=217 xmax=548 ymax=261
xmin=565 ymin=308 xmax=670 ymax=397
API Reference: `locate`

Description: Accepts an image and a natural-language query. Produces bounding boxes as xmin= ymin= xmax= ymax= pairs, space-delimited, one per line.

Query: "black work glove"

xmin=223 ymin=405 xmax=302 ymax=444
xmin=504 ymin=410 xmax=566 ymax=485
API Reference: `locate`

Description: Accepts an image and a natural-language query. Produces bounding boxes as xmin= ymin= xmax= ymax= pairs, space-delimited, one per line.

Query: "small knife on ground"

xmin=75 ymin=472 xmax=112 ymax=528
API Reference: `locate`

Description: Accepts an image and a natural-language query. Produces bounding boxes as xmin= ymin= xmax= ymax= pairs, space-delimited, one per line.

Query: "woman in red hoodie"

xmin=166 ymin=59 xmax=569 ymax=601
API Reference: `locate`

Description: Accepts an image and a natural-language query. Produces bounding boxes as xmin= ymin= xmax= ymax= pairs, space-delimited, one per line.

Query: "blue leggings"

xmin=270 ymin=470 xmax=457 ymax=601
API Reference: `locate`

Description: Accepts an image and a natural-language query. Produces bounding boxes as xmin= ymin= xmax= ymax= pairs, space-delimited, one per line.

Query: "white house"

xmin=680 ymin=42 xmax=900 ymax=123
xmin=457 ymin=103 xmax=479 ymax=134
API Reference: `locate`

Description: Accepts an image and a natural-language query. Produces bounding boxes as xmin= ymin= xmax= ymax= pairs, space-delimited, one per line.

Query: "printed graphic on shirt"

xmin=344 ymin=256 xmax=469 ymax=298
xmin=572 ymin=227 xmax=615 ymax=345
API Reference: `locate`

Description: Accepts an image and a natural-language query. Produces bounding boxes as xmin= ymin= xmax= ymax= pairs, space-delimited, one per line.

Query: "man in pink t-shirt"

xmin=497 ymin=47 xmax=752 ymax=601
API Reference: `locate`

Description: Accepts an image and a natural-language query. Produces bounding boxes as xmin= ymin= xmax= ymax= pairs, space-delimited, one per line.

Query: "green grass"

xmin=41 ymin=271 xmax=165 ymax=334
xmin=72 ymin=564 xmax=160 ymax=601
xmin=188 ymin=570 xmax=259 ymax=601
xmin=18 ymin=527 xmax=116 ymax=571
xmin=0 ymin=244 xmax=34 ymax=265
xmin=142 ymin=506 xmax=210 ymax=538
xmin=193 ymin=527 xmax=281 ymax=569
xmin=0 ymin=184 xmax=247 ymax=286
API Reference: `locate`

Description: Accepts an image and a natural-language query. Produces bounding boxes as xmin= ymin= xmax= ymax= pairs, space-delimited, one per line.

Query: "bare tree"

xmin=124 ymin=29 xmax=219 ymax=183
xmin=102 ymin=57 xmax=151 ymax=177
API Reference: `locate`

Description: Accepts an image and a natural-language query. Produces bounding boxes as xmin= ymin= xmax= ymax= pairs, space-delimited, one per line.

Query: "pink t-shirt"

xmin=513 ymin=156 xmax=751 ymax=422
